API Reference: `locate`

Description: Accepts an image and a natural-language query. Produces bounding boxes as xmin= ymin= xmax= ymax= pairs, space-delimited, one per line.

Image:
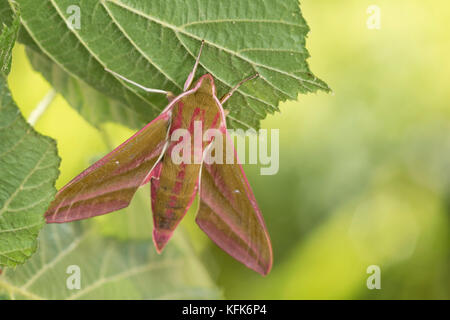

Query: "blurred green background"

xmin=7 ymin=0 xmax=449 ymax=299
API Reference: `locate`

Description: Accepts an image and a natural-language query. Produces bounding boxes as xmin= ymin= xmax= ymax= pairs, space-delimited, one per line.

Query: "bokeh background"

xmin=7 ymin=0 xmax=449 ymax=299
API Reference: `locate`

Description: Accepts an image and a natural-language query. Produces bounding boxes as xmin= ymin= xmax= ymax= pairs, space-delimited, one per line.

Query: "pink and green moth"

xmin=45 ymin=41 xmax=273 ymax=275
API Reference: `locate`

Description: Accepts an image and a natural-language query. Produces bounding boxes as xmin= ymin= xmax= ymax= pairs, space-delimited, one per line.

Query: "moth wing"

xmin=196 ymin=132 xmax=273 ymax=275
xmin=45 ymin=113 xmax=170 ymax=223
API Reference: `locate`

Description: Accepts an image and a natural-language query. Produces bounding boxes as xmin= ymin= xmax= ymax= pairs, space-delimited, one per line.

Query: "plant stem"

xmin=27 ymin=89 xmax=57 ymax=126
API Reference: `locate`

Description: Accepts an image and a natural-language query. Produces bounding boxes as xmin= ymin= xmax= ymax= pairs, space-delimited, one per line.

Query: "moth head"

xmin=194 ymin=74 xmax=217 ymax=97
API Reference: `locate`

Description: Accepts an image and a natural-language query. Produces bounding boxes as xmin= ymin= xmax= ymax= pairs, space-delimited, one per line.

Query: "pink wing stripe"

xmin=45 ymin=112 xmax=171 ymax=223
xmin=57 ymin=112 xmax=170 ymax=193
xmin=196 ymin=205 xmax=268 ymax=275
xmin=197 ymin=132 xmax=273 ymax=275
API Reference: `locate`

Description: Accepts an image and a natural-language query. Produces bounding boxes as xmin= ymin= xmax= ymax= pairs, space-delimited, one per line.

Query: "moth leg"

xmin=183 ymin=40 xmax=205 ymax=91
xmin=220 ymin=73 xmax=259 ymax=105
xmin=105 ymin=68 xmax=173 ymax=100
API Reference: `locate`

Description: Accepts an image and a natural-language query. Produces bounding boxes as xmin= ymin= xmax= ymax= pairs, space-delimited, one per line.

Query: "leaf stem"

xmin=0 ymin=277 xmax=44 ymax=300
xmin=27 ymin=89 xmax=57 ymax=126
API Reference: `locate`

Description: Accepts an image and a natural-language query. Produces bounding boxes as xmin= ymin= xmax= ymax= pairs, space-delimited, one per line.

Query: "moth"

xmin=45 ymin=41 xmax=273 ymax=275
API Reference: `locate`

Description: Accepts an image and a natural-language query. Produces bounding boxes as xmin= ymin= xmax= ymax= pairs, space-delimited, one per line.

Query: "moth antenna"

xmin=105 ymin=68 xmax=171 ymax=96
xmin=183 ymin=39 xmax=205 ymax=91
xmin=220 ymin=73 xmax=260 ymax=105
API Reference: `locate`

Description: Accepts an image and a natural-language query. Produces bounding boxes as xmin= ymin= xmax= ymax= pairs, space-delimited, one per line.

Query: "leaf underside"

xmin=1 ymin=8 xmax=60 ymax=268
xmin=0 ymin=222 xmax=221 ymax=299
xmin=3 ymin=0 xmax=329 ymax=130
xmin=0 ymin=77 xmax=60 ymax=267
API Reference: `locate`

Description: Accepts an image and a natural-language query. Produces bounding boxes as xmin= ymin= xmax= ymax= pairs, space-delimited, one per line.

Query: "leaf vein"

xmin=0 ymin=144 xmax=53 ymax=217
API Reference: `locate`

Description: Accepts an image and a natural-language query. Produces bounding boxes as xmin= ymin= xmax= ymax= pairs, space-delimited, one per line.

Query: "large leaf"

xmin=8 ymin=0 xmax=329 ymax=129
xmin=0 ymin=77 xmax=60 ymax=267
xmin=0 ymin=222 xmax=221 ymax=299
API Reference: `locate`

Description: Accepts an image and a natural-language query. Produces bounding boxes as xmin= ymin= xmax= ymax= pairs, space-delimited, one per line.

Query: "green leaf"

xmin=0 ymin=77 xmax=60 ymax=267
xmin=0 ymin=0 xmax=13 ymax=25
xmin=10 ymin=0 xmax=329 ymax=129
xmin=0 ymin=6 xmax=19 ymax=75
xmin=0 ymin=222 xmax=221 ymax=299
